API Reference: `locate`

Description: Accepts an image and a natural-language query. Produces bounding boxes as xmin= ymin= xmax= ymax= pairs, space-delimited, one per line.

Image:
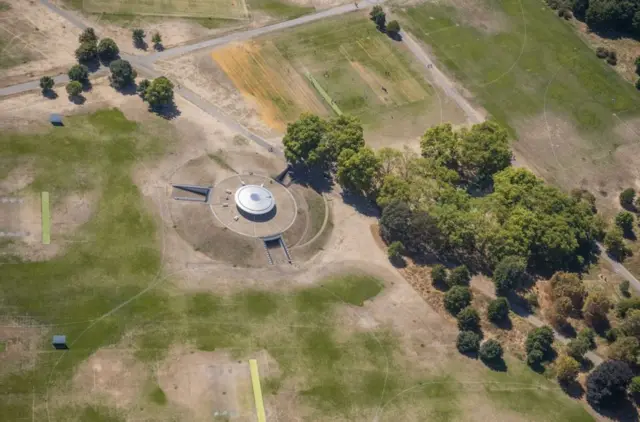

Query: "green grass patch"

xmin=397 ymin=0 xmax=640 ymax=187
xmin=306 ymin=72 xmax=343 ymax=115
xmin=149 ymin=385 xmax=167 ymax=405
xmin=483 ymin=358 xmax=592 ymax=421
xmin=0 ymin=2 xmax=11 ymax=12
xmin=248 ymin=0 xmax=314 ymax=20
xmin=41 ymin=191 xmax=50 ymax=245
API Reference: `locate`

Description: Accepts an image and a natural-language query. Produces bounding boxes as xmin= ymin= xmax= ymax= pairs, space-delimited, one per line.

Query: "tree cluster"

xmin=586 ymin=360 xmax=633 ymax=407
xmin=374 ymin=121 xmax=599 ymax=277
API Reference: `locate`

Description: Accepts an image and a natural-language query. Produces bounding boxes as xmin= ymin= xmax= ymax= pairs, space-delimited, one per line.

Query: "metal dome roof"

xmin=234 ymin=185 xmax=275 ymax=215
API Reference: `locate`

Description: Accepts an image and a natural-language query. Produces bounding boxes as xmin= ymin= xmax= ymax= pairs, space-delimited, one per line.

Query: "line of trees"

xmin=549 ymin=0 xmax=640 ymax=36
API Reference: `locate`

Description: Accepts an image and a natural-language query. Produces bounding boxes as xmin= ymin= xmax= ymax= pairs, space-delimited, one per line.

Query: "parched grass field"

xmin=0 ymin=109 xmax=594 ymax=421
xmin=0 ymin=3 xmax=41 ymax=70
xmin=397 ymin=0 xmax=640 ymax=202
xmin=212 ymin=13 xmax=465 ymax=142
xmin=82 ymin=0 xmax=248 ymax=19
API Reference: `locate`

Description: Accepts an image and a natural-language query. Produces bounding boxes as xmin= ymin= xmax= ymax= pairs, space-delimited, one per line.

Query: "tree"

xmin=492 ymin=255 xmax=527 ymax=294
xmin=152 ymin=32 xmax=162 ymax=49
xmin=457 ymin=121 xmax=512 ymax=186
xmin=479 ymin=339 xmax=503 ymax=362
xmin=137 ymin=79 xmax=150 ymax=97
xmin=431 ymin=264 xmax=448 ymax=287
xmin=68 ymin=64 xmax=89 ymax=82
xmin=109 ymin=59 xmax=137 ymax=89
xmin=550 ymin=272 xmax=586 ymax=311
xmin=444 ymin=286 xmax=472 ymax=315
xmin=97 ymin=38 xmax=119 ymax=61
xmin=79 ymin=27 xmax=97 ymax=43
xmin=457 ymin=306 xmax=480 ymax=331
xmin=608 ymin=336 xmax=640 ymax=365
xmin=556 ymin=355 xmax=580 ymax=384
xmin=554 ymin=296 xmax=573 ymax=318
xmin=144 ymin=76 xmax=174 ymax=108
xmin=620 ymin=188 xmax=636 ymax=210
xmin=586 ymin=360 xmax=633 ymax=407
xmin=282 ymin=113 xmax=327 ymax=167
xmin=579 ymin=328 xmax=596 ymax=349
xmin=323 ymin=114 xmax=364 ymax=162
xmin=620 ymin=280 xmax=631 ymax=297
xmin=369 ymin=5 xmax=386 ymax=29
xmin=636 ymin=78 xmax=640 ymax=90
xmin=75 ymin=41 xmax=98 ymax=63
xmin=582 ymin=292 xmax=611 ymax=326
xmin=456 ymin=331 xmax=481 ymax=354
xmin=336 ymin=146 xmax=381 ymax=196
xmin=379 ymin=200 xmax=411 ymax=244
xmin=387 ymin=241 xmax=404 ymax=261
xmin=65 ymin=81 xmax=83 ymax=97
xmin=386 ymin=20 xmax=401 ymax=36
xmin=487 ymin=297 xmax=510 ymax=323
xmin=448 ymin=265 xmax=471 ymax=287
xmin=39 ymin=76 xmax=54 ymax=93
xmin=132 ymin=29 xmax=145 ymax=47
xmin=615 ymin=211 xmax=634 ymax=237
xmin=567 ymin=337 xmax=591 ymax=361
xmin=620 ymin=309 xmax=640 ymax=339
xmin=617 ymin=297 xmax=640 ymax=318
xmin=605 ymin=227 xmax=630 ymax=261
xmin=525 ymin=326 xmax=554 ymax=358
xmin=630 ymin=376 xmax=640 ymax=394
xmin=527 ymin=348 xmax=545 ymax=366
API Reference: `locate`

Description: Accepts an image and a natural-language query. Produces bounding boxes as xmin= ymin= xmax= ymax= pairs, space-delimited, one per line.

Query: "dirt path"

xmin=401 ymin=30 xmax=485 ymax=124
xmin=598 ymin=241 xmax=640 ymax=294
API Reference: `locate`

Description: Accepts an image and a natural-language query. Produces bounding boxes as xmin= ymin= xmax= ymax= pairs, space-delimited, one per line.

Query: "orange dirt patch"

xmin=211 ymin=41 xmax=327 ymax=130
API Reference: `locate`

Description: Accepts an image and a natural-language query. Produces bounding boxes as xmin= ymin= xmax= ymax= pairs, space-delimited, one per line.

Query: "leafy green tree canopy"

xmin=79 ymin=27 xmax=97 ymax=43
xmin=487 ymin=297 xmax=510 ymax=323
xmin=144 ymin=76 xmax=174 ymax=107
xmin=68 ymin=64 xmax=89 ymax=82
xmin=492 ymin=255 xmax=526 ymax=294
xmin=282 ymin=113 xmax=327 ymax=166
xmin=456 ymin=306 xmax=480 ymax=331
xmin=39 ymin=76 xmax=54 ymax=92
xmin=479 ymin=339 xmax=503 ymax=362
xmin=97 ymin=38 xmax=119 ymax=61
xmin=457 ymin=330 xmax=481 ymax=354
xmin=444 ymin=286 xmax=472 ymax=315
xmin=65 ymin=81 xmax=83 ymax=97
xmin=109 ymin=59 xmax=137 ymax=89
xmin=336 ymin=146 xmax=381 ymax=196
xmin=586 ymin=360 xmax=633 ymax=407
xmin=75 ymin=41 xmax=97 ymax=63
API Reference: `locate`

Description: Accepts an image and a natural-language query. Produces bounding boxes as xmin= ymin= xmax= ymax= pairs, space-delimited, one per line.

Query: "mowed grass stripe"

xmin=41 ymin=191 xmax=50 ymax=244
xmin=306 ymin=72 xmax=343 ymax=115
xmin=249 ymin=359 xmax=267 ymax=422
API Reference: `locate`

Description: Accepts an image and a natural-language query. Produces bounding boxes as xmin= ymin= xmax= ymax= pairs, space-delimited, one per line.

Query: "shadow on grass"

xmin=481 ymin=357 xmax=507 ymax=372
xmin=387 ymin=31 xmax=402 ymax=41
xmin=134 ymin=40 xmax=148 ymax=51
xmin=590 ymin=398 xmax=639 ymax=422
xmin=560 ymin=380 xmax=584 ymax=399
xmin=389 ymin=255 xmax=406 ymax=268
xmin=492 ymin=316 xmax=513 ymax=331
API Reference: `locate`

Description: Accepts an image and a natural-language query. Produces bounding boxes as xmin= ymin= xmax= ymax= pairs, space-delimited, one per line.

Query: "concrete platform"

xmin=209 ymin=174 xmax=297 ymax=239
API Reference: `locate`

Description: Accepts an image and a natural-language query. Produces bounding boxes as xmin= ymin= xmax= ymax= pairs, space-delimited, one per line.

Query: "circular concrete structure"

xmin=234 ymin=185 xmax=275 ymax=215
xmin=210 ymin=174 xmax=297 ymax=239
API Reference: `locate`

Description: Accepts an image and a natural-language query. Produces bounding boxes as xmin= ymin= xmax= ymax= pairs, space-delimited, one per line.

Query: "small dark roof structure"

xmin=49 ymin=114 xmax=63 ymax=126
xmin=52 ymin=335 xmax=67 ymax=350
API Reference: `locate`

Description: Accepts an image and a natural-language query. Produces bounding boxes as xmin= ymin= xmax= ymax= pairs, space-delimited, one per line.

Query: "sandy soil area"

xmin=0 ymin=0 xmax=80 ymax=87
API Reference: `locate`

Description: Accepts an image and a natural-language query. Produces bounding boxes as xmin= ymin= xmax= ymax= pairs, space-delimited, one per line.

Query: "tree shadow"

xmin=69 ymin=95 xmax=86 ymax=105
xmin=289 ymin=165 xmax=333 ymax=193
xmin=579 ymin=357 xmax=594 ymax=372
xmin=81 ymin=80 xmax=93 ymax=93
xmin=505 ymin=293 xmax=534 ymax=318
xmin=591 ymin=317 xmax=611 ymax=337
xmin=151 ymin=102 xmax=181 ymax=120
xmin=556 ymin=322 xmax=577 ymax=338
xmin=560 ymin=380 xmax=584 ymax=399
xmin=459 ymin=350 xmax=479 ymax=360
xmin=492 ymin=316 xmax=513 ymax=331
xmin=83 ymin=58 xmax=101 ymax=73
xmin=154 ymin=43 xmax=164 ymax=52
xmin=389 ymin=255 xmax=407 ymax=268
xmin=134 ymin=40 xmax=148 ymax=51
xmin=623 ymin=229 xmax=637 ymax=241
xmin=591 ymin=398 xmax=640 ymax=422
xmin=114 ymin=82 xmax=138 ymax=96
xmin=43 ymin=89 xmax=58 ymax=100
xmin=341 ymin=191 xmax=379 ymax=217
xmin=481 ymin=357 xmax=507 ymax=372
xmin=99 ymin=54 xmax=120 ymax=68
xmin=387 ymin=31 xmax=402 ymax=41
